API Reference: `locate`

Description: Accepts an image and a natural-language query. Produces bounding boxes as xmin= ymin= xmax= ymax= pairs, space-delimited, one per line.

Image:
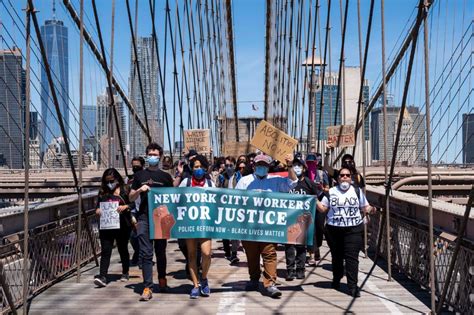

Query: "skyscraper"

xmin=40 ymin=11 xmax=69 ymax=156
xmin=129 ymin=36 xmax=161 ymax=157
xmin=0 ymin=47 xmax=24 ymax=169
xmin=96 ymin=88 xmax=126 ymax=167
xmin=462 ymin=113 xmax=474 ymax=164
xmin=371 ymin=103 xmax=426 ymax=166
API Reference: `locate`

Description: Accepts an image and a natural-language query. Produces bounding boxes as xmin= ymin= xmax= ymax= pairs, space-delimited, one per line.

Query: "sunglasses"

xmin=339 ymin=173 xmax=351 ymax=178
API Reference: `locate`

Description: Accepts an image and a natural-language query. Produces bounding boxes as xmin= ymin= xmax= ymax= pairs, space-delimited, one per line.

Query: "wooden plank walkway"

xmin=26 ymin=241 xmax=431 ymax=314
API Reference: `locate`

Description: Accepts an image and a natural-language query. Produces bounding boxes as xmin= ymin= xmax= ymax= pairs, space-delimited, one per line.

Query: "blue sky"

xmin=1 ymin=0 xmax=472 ymax=161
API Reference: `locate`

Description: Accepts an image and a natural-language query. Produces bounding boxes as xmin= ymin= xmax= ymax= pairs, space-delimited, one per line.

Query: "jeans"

xmin=325 ymin=223 xmax=364 ymax=290
xmin=137 ymin=214 xmax=168 ymax=288
xmin=99 ymin=228 xmax=130 ymax=278
xmin=285 ymin=244 xmax=306 ymax=271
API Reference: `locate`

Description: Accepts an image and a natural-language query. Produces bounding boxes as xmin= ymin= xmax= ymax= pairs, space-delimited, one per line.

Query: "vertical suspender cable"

xmin=380 ymin=0 xmax=391 ymax=280
xmin=264 ymin=0 xmax=272 ymax=121
xmin=76 ymin=0 xmax=84 ymax=283
xmin=22 ymin=3 xmax=32 ymax=311
xmin=422 ymin=0 xmax=435 ymax=312
xmin=225 ymin=0 xmax=239 ymax=141
xmin=91 ymin=0 xmax=128 ymax=176
xmin=333 ymin=0 xmax=348 ymax=126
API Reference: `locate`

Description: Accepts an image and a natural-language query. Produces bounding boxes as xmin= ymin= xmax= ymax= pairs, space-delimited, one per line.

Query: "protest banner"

xmin=326 ymin=125 xmax=355 ymax=148
xmin=147 ymin=187 xmax=316 ymax=245
xmin=99 ymin=201 xmax=120 ymax=230
xmin=223 ymin=141 xmax=257 ymax=156
xmin=184 ymin=129 xmax=210 ymax=154
xmin=250 ymin=120 xmax=298 ymax=163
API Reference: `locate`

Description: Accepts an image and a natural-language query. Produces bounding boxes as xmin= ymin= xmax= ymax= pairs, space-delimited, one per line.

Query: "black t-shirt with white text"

xmin=131 ymin=168 xmax=173 ymax=215
xmin=289 ymin=177 xmax=319 ymax=195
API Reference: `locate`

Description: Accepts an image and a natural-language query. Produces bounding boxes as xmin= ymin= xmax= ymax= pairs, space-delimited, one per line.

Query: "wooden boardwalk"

xmin=26 ymin=241 xmax=431 ymax=314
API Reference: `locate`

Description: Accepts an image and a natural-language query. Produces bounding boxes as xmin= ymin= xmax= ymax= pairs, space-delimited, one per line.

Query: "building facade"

xmin=462 ymin=113 xmax=474 ymax=164
xmin=371 ymin=104 xmax=426 ymax=165
xmin=129 ymin=36 xmax=162 ymax=157
xmin=0 ymin=48 xmax=24 ymax=169
xmin=40 ymin=17 xmax=69 ymax=157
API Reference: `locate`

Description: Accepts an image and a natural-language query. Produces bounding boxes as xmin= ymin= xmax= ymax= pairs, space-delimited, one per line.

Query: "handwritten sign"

xmin=99 ymin=201 xmax=120 ymax=230
xmin=223 ymin=141 xmax=256 ymax=157
xmin=184 ymin=129 xmax=210 ymax=154
xmin=327 ymin=125 xmax=355 ymax=148
xmin=250 ymin=120 xmax=298 ymax=163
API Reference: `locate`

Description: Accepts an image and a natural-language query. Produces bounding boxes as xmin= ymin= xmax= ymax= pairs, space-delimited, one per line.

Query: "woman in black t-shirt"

xmin=93 ymin=168 xmax=133 ymax=288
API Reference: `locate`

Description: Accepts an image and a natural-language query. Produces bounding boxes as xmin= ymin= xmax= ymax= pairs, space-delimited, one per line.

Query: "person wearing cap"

xmin=324 ymin=150 xmax=365 ymax=189
xmin=285 ymin=155 xmax=320 ymax=280
xmin=305 ymin=152 xmax=329 ymax=264
xmin=234 ymin=153 xmax=297 ymax=298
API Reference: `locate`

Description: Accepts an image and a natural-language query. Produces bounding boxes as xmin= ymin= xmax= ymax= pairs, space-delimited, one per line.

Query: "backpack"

xmin=185 ymin=177 xmax=213 ymax=187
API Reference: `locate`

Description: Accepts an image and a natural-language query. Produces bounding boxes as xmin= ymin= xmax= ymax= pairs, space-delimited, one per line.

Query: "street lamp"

xmin=302 ymin=53 xmax=325 ymax=153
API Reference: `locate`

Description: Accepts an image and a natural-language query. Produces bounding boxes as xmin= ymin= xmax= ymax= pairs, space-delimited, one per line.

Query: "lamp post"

xmin=302 ymin=53 xmax=324 ymax=153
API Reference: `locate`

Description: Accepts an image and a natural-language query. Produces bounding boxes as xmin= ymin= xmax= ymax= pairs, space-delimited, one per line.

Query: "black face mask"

xmin=132 ymin=166 xmax=143 ymax=174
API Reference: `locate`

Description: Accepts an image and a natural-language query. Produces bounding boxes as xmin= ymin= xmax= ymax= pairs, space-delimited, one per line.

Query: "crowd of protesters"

xmin=94 ymin=142 xmax=375 ymax=300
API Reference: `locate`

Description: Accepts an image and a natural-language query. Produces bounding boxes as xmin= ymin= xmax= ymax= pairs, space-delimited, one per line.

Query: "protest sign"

xmin=250 ymin=120 xmax=298 ymax=163
xmin=184 ymin=129 xmax=210 ymax=154
xmin=327 ymin=125 xmax=355 ymax=148
xmin=148 ymin=187 xmax=316 ymax=245
xmin=223 ymin=141 xmax=256 ymax=156
xmin=99 ymin=201 xmax=120 ymax=230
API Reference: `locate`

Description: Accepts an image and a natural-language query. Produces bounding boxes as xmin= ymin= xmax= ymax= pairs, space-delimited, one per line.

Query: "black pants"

xmin=99 ymin=228 xmax=131 ymax=278
xmin=285 ymin=244 xmax=306 ymax=271
xmin=325 ymin=224 xmax=364 ymax=290
xmin=308 ymin=210 xmax=327 ymax=251
xmin=223 ymin=239 xmax=239 ymax=256
xmin=137 ymin=215 xmax=167 ymax=288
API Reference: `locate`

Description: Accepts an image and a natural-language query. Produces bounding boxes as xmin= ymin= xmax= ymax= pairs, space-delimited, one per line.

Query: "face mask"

xmin=147 ymin=156 xmax=160 ymax=166
xmin=132 ymin=166 xmax=143 ymax=174
xmin=255 ymin=165 xmax=269 ymax=178
xmin=193 ymin=168 xmax=206 ymax=179
xmin=306 ymin=161 xmax=317 ymax=181
xmin=339 ymin=182 xmax=351 ymax=191
xmin=226 ymin=166 xmax=234 ymax=176
xmin=107 ymin=181 xmax=118 ymax=191
xmin=293 ymin=165 xmax=303 ymax=177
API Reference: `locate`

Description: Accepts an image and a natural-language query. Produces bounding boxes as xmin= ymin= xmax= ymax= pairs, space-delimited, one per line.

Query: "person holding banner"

xmin=234 ymin=153 xmax=297 ymax=298
xmin=286 ymin=155 xmax=320 ymax=280
xmin=94 ymin=168 xmax=133 ymax=288
xmin=129 ymin=143 xmax=174 ymax=301
xmin=178 ymin=154 xmax=216 ymax=299
xmin=317 ymin=167 xmax=374 ymax=298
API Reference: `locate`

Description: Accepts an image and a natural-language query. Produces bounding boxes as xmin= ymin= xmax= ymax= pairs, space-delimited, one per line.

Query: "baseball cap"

xmin=185 ymin=149 xmax=198 ymax=158
xmin=254 ymin=154 xmax=272 ymax=165
xmin=306 ymin=153 xmax=317 ymax=161
xmin=293 ymin=156 xmax=306 ymax=167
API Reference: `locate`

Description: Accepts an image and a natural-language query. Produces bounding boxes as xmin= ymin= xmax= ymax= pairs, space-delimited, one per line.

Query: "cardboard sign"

xmin=99 ymin=201 xmax=120 ymax=230
xmin=250 ymin=120 xmax=298 ymax=163
xmin=223 ymin=141 xmax=256 ymax=157
xmin=184 ymin=129 xmax=210 ymax=154
xmin=327 ymin=125 xmax=355 ymax=148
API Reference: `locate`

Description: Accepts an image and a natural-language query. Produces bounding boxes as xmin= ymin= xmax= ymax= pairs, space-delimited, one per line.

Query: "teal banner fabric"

xmin=147 ymin=187 xmax=316 ymax=245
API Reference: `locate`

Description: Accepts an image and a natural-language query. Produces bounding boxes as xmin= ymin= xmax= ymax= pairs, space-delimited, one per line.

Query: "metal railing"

xmin=368 ymin=211 xmax=474 ymax=313
xmin=0 ymin=211 xmax=100 ymax=314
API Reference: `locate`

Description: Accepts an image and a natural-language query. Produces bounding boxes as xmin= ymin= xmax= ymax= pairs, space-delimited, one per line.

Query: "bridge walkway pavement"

xmin=26 ymin=241 xmax=431 ymax=314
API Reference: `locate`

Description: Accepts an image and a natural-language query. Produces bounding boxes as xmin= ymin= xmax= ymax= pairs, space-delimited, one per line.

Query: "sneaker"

xmin=265 ymin=285 xmax=282 ymax=298
xmin=120 ymin=274 xmax=129 ymax=282
xmin=159 ymin=278 xmax=169 ymax=293
xmin=190 ymin=287 xmax=200 ymax=299
xmin=286 ymin=270 xmax=295 ymax=281
xmin=350 ymin=287 xmax=361 ymax=298
xmin=331 ymin=280 xmax=341 ymax=290
xmin=307 ymin=258 xmax=316 ymax=267
xmin=229 ymin=255 xmax=240 ymax=265
xmin=93 ymin=276 xmax=107 ymax=288
xmin=139 ymin=288 xmax=152 ymax=301
xmin=314 ymin=247 xmax=321 ymax=261
xmin=200 ymin=279 xmax=210 ymax=297
xmin=296 ymin=269 xmax=305 ymax=279
xmin=245 ymin=280 xmax=259 ymax=291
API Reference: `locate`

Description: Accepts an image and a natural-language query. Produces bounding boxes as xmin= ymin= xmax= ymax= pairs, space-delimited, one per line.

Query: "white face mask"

xmin=339 ymin=182 xmax=351 ymax=191
xmin=293 ymin=165 xmax=303 ymax=177
xmin=107 ymin=182 xmax=118 ymax=191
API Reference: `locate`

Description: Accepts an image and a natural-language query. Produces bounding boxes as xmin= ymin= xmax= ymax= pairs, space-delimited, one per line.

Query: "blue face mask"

xmin=193 ymin=168 xmax=206 ymax=179
xmin=147 ymin=156 xmax=160 ymax=167
xmin=255 ymin=165 xmax=269 ymax=178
